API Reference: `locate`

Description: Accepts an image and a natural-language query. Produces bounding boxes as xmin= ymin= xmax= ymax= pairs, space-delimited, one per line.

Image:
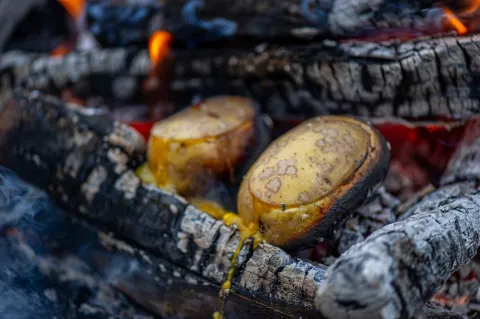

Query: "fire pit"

xmin=2 ymin=0 xmax=480 ymax=318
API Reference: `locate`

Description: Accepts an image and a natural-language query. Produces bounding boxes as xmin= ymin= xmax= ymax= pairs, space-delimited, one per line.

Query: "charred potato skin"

xmin=286 ymin=117 xmax=390 ymax=250
xmin=239 ymin=116 xmax=390 ymax=251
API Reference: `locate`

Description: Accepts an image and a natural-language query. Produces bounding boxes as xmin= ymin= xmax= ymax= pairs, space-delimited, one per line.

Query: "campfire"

xmin=3 ymin=0 xmax=480 ymax=318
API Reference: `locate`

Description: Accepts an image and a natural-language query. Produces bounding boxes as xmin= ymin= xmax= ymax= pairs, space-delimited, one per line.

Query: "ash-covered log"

xmin=0 ymin=167 xmax=153 ymax=319
xmin=0 ymin=89 xmax=326 ymax=312
xmin=0 ymin=166 xmax=319 ymax=318
xmin=3 ymin=33 xmax=480 ymax=119
xmin=315 ymin=122 xmax=480 ymax=318
xmin=88 ymin=0 xmax=455 ymax=45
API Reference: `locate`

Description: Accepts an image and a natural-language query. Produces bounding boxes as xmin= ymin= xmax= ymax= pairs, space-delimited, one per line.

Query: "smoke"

xmin=0 ymin=166 xmax=60 ymax=318
xmin=0 ymin=166 xmax=52 ymax=230
xmin=0 ymin=166 xmax=153 ymax=318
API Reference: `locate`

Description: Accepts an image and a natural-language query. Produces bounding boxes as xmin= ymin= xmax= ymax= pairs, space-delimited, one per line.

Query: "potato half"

xmin=237 ymin=116 xmax=390 ymax=250
xmin=148 ymin=96 xmax=256 ymax=196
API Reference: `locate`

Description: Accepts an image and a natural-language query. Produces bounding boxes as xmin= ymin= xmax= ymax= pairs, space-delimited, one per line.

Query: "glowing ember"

xmin=57 ymin=0 xmax=85 ymax=20
xmin=432 ymin=294 xmax=470 ymax=307
xmin=50 ymin=44 xmax=72 ymax=57
xmin=463 ymin=0 xmax=480 ymax=14
xmin=149 ymin=31 xmax=173 ymax=71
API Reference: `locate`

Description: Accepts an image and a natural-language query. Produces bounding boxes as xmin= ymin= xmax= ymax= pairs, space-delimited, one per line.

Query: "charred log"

xmin=169 ymin=34 xmax=480 ymax=120
xmin=0 ymin=90 xmax=325 ymax=311
xmin=0 ymin=166 xmax=316 ymax=319
xmin=89 ymin=0 xmax=449 ymax=45
xmin=316 ymin=181 xmax=480 ymax=319
xmin=415 ymin=302 xmax=468 ymax=319
xmin=3 ymin=33 xmax=480 ymax=119
xmin=315 ymin=125 xmax=480 ymax=319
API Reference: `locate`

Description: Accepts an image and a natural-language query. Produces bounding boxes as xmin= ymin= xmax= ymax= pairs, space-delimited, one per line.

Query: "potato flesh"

xmin=147 ymin=96 xmax=255 ymax=196
xmin=237 ymin=116 xmax=378 ymax=247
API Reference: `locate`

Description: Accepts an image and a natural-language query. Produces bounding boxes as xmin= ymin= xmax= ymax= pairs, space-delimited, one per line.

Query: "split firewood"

xmin=0 ymin=89 xmax=326 ymax=312
xmin=315 ymin=122 xmax=480 ymax=318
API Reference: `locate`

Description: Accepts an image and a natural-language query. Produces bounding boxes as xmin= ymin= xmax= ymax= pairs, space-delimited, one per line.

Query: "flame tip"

xmin=149 ymin=31 xmax=173 ymax=70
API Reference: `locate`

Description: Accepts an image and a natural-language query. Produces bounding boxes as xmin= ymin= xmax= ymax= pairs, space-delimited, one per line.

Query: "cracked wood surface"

xmin=3 ymin=33 xmax=480 ymax=119
xmin=0 ymin=89 xmax=325 ymax=313
xmin=315 ymin=123 xmax=480 ymax=319
xmin=316 ymin=182 xmax=480 ymax=319
xmin=0 ymin=166 xmax=316 ymax=318
xmin=0 ymin=89 xmax=477 ymax=318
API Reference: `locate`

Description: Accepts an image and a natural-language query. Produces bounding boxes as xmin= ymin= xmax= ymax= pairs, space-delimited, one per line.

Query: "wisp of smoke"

xmin=0 ymin=166 xmax=52 ymax=230
xmin=0 ymin=166 xmax=62 ymax=318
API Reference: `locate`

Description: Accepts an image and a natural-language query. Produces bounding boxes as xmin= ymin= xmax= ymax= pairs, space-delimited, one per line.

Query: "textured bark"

xmin=414 ymin=302 xmax=468 ymax=319
xmin=94 ymin=0 xmax=440 ymax=42
xmin=0 ymin=90 xmax=325 ymax=312
xmin=315 ymin=124 xmax=480 ymax=319
xmin=0 ymin=166 xmax=315 ymax=318
xmin=316 ymin=182 xmax=480 ymax=319
xmin=3 ymin=33 xmax=480 ymax=119
xmin=170 ymin=34 xmax=480 ymax=119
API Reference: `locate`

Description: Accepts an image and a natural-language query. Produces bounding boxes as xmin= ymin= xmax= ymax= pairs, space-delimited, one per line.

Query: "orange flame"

xmin=149 ymin=31 xmax=173 ymax=71
xmin=443 ymin=7 xmax=468 ymax=35
xmin=463 ymin=0 xmax=480 ymax=15
xmin=57 ymin=0 xmax=85 ymax=20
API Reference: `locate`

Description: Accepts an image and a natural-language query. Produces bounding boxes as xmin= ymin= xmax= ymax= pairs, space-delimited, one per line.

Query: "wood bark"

xmin=3 ymin=33 xmax=480 ymax=119
xmin=315 ymin=123 xmax=480 ymax=319
xmin=0 ymin=166 xmax=316 ymax=318
xmin=116 ymin=0 xmax=439 ymax=41
xmin=0 ymin=89 xmax=326 ymax=312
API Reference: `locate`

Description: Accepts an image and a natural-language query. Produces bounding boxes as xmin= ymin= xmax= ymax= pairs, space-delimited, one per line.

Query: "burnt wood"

xmin=92 ymin=0 xmax=441 ymax=43
xmin=0 ymin=166 xmax=317 ymax=319
xmin=315 ymin=124 xmax=480 ymax=319
xmin=1 ymin=89 xmax=479 ymax=318
xmin=3 ymin=33 xmax=480 ymax=119
xmin=0 ymin=89 xmax=325 ymax=314
xmin=1 ymin=166 xmax=460 ymax=319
